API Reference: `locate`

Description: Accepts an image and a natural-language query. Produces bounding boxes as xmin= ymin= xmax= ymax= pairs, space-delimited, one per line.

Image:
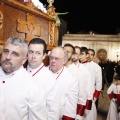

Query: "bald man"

xmin=48 ymin=47 xmax=78 ymax=120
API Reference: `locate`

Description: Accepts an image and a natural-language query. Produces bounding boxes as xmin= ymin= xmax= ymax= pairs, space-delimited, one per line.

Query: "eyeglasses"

xmin=49 ymin=56 xmax=64 ymax=61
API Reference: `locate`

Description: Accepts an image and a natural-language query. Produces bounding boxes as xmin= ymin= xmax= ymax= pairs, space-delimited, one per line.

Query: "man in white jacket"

xmin=63 ymin=43 xmax=93 ymax=120
xmin=0 ymin=38 xmax=47 ymax=120
xmin=48 ymin=46 xmax=78 ymax=120
xmin=79 ymin=47 xmax=95 ymax=120
xmin=27 ymin=38 xmax=60 ymax=120
xmin=87 ymin=49 xmax=102 ymax=105
xmin=79 ymin=47 xmax=102 ymax=120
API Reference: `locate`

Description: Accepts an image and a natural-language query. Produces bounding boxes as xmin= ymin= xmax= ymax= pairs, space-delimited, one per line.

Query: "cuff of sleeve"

xmin=85 ymin=100 xmax=92 ymax=110
xmin=62 ymin=115 xmax=75 ymax=120
xmin=77 ymin=104 xmax=85 ymax=116
xmin=75 ymin=114 xmax=83 ymax=120
xmin=108 ymin=94 xmax=113 ymax=100
xmin=93 ymin=90 xmax=100 ymax=98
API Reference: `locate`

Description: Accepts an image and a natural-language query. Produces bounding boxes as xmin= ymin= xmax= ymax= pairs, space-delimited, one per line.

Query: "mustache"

xmin=2 ymin=59 xmax=12 ymax=65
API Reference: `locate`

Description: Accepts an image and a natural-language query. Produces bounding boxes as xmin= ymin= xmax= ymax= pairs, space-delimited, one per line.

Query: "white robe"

xmin=48 ymin=66 xmax=78 ymax=119
xmin=0 ymin=66 xmax=47 ymax=120
xmin=90 ymin=61 xmax=102 ymax=98
xmin=81 ymin=62 xmax=97 ymax=120
xmin=107 ymin=83 xmax=120 ymax=120
xmin=27 ymin=63 xmax=60 ymax=120
xmin=67 ymin=63 xmax=93 ymax=118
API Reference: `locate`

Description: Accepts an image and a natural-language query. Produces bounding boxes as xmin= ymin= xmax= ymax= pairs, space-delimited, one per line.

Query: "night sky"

xmin=41 ymin=0 xmax=120 ymax=34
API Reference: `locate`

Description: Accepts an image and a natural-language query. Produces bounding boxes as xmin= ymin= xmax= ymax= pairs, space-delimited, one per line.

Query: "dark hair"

xmin=63 ymin=43 xmax=75 ymax=54
xmin=80 ymin=47 xmax=88 ymax=54
xmin=114 ymin=74 xmax=120 ymax=80
xmin=88 ymin=49 xmax=95 ymax=56
xmin=28 ymin=38 xmax=47 ymax=54
xmin=74 ymin=46 xmax=81 ymax=50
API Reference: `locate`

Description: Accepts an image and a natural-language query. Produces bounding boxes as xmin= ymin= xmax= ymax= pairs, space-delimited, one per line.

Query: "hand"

xmin=75 ymin=114 xmax=83 ymax=120
xmin=101 ymin=90 xmax=104 ymax=98
xmin=84 ymin=109 xmax=90 ymax=116
xmin=111 ymin=98 xmax=117 ymax=103
xmin=93 ymin=97 xmax=97 ymax=102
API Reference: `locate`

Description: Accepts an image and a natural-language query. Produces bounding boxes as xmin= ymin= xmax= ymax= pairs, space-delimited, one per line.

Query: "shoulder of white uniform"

xmin=64 ymin=66 xmax=77 ymax=79
xmin=107 ymin=83 xmax=116 ymax=94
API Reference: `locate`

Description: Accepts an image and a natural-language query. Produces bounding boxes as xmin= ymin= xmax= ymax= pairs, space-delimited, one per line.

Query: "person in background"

xmin=27 ymin=38 xmax=59 ymax=120
xmin=107 ymin=74 xmax=120 ymax=120
xmin=0 ymin=38 xmax=47 ymax=120
xmin=48 ymin=46 xmax=78 ymax=120
xmin=99 ymin=60 xmax=109 ymax=88
xmin=115 ymin=60 xmax=120 ymax=76
xmin=106 ymin=60 xmax=115 ymax=85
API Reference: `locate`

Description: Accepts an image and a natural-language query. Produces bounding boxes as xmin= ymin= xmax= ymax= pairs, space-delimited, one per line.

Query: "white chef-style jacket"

xmin=107 ymin=83 xmax=120 ymax=120
xmin=67 ymin=63 xmax=93 ymax=119
xmin=27 ymin=63 xmax=60 ymax=120
xmin=48 ymin=66 xmax=78 ymax=120
xmin=0 ymin=66 xmax=47 ymax=120
xmin=81 ymin=61 xmax=97 ymax=120
xmin=90 ymin=61 xmax=102 ymax=99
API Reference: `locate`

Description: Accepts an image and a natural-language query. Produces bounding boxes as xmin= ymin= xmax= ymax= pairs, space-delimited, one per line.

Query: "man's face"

xmin=63 ymin=46 xmax=73 ymax=62
xmin=1 ymin=43 xmax=26 ymax=74
xmin=49 ymin=48 xmax=65 ymax=73
xmin=88 ymin=50 xmax=94 ymax=62
xmin=79 ymin=52 xmax=88 ymax=62
xmin=72 ymin=48 xmax=80 ymax=62
xmin=28 ymin=44 xmax=46 ymax=69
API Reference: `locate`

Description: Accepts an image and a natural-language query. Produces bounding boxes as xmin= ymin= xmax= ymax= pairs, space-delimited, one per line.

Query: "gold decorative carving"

xmin=54 ymin=25 xmax=59 ymax=46
xmin=0 ymin=39 xmax=6 ymax=54
xmin=47 ymin=0 xmax=54 ymax=7
xmin=0 ymin=11 xmax=3 ymax=30
xmin=23 ymin=0 xmax=36 ymax=9
xmin=47 ymin=6 xmax=57 ymax=17
xmin=48 ymin=21 xmax=58 ymax=46
xmin=17 ymin=13 xmax=41 ymax=42
xmin=48 ymin=21 xmax=54 ymax=46
xmin=47 ymin=6 xmax=59 ymax=47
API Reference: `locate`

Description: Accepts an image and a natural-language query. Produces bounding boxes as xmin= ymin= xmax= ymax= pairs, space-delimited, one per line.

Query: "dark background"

xmin=40 ymin=0 xmax=120 ymax=35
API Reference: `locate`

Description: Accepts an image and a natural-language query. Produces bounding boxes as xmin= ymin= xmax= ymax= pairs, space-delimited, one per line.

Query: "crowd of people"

xmin=0 ymin=37 xmax=120 ymax=120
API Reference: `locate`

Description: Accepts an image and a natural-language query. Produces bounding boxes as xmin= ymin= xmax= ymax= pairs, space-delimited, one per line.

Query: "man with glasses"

xmin=48 ymin=46 xmax=78 ymax=120
xmin=27 ymin=38 xmax=59 ymax=120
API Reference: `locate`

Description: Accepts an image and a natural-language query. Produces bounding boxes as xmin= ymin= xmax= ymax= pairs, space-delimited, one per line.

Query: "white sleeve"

xmin=86 ymin=70 xmax=94 ymax=100
xmin=77 ymin=67 xmax=92 ymax=116
xmin=78 ymin=67 xmax=89 ymax=105
xmin=107 ymin=84 xmax=115 ymax=94
xmin=47 ymin=83 xmax=61 ymax=120
xmin=28 ymin=79 xmax=47 ymax=120
xmin=95 ymin=65 xmax=102 ymax=91
xmin=85 ymin=70 xmax=94 ymax=110
xmin=93 ymin=64 xmax=102 ymax=99
xmin=63 ymin=77 xmax=79 ymax=118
